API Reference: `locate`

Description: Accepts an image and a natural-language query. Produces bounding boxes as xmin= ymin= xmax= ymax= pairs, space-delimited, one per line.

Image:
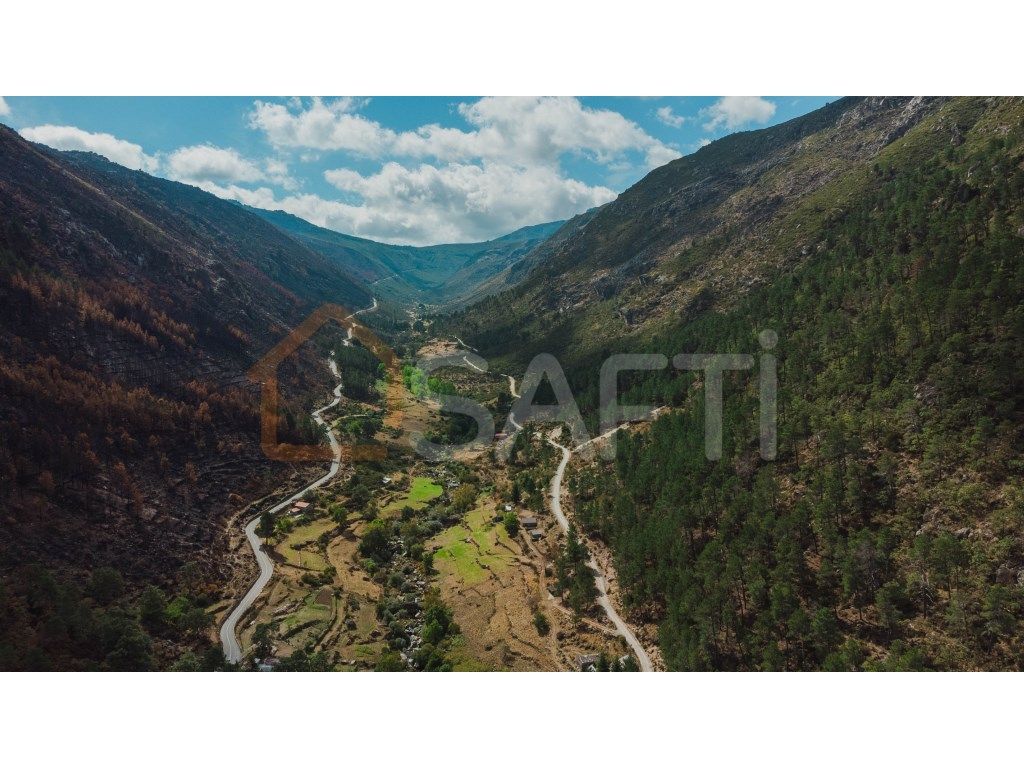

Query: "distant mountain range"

xmin=249 ymin=207 xmax=564 ymax=308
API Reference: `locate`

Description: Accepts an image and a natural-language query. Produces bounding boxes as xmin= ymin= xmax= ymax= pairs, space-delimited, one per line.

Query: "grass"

xmin=408 ymin=476 xmax=443 ymax=503
xmin=380 ymin=475 xmax=443 ymax=517
xmin=430 ymin=504 xmax=515 ymax=586
xmin=279 ymin=593 xmax=332 ymax=641
xmin=278 ymin=518 xmax=336 ymax=570
xmin=446 ymin=635 xmax=496 ymax=671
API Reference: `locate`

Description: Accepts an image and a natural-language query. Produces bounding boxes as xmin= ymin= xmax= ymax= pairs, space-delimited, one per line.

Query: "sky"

xmin=0 ymin=96 xmax=832 ymax=246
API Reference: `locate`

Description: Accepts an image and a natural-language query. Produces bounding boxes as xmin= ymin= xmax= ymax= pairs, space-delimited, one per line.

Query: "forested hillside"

xmin=458 ymin=97 xmax=1024 ymax=669
xmin=251 ymin=207 xmax=563 ymax=308
xmin=0 ymin=126 xmax=368 ymax=669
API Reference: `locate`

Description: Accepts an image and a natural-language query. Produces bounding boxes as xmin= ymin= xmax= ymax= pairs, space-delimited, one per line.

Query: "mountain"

xmin=249 ymin=206 xmax=564 ymax=308
xmin=0 ymin=124 xmax=370 ymax=668
xmin=454 ymin=98 xmax=954 ymax=374
xmin=453 ymin=97 xmax=1024 ymax=670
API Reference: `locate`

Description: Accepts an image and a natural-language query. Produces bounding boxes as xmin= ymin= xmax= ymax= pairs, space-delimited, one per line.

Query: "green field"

xmin=431 ymin=505 xmax=515 ymax=586
xmin=381 ymin=476 xmax=443 ymax=517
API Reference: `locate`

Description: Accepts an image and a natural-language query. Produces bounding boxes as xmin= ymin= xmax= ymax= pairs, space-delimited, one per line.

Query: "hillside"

xmin=0 ymin=125 xmax=369 ymax=668
xmin=453 ymin=98 xmax=954 ymax=379
xmin=453 ymin=97 xmax=1024 ymax=669
xmin=251 ymin=207 xmax=563 ymax=308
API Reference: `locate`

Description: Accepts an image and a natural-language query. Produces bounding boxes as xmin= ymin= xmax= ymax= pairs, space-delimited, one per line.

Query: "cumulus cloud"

xmin=166 ymin=145 xmax=265 ymax=184
xmin=199 ymin=155 xmax=618 ymax=245
xmin=0 ymin=97 xmax=10 ymax=117
xmin=655 ymin=105 xmax=686 ymax=128
xmin=240 ymin=96 xmax=683 ymax=242
xmin=702 ymin=96 xmax=776 ymax=131
xmin=165 ymin=144 xmax=296 ymax=189
xmin=251 ymin=96 xmax=678 ymax=171
xmin=317 ymin=161 xmax=616 ymax=244
xmin=250 ymin=97 xmax=394 ymax=156
xmin=19 ymin=124 xmax=160 ymax=172
xmin=207 ymin=161 xmax=616 ymax=245
xmin=19 ymin=98 xmax=687 ymax=245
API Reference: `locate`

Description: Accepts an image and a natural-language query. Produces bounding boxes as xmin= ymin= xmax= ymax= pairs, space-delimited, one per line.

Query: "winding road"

xmin=547 ymin=433 xmax=655 ymax=672
xmin=454 ymin=342 xmax=519 ymax=436
xmin=456 ymin=334 xmax=653 ymax=671
xmin=219 ymin=299 xmax=377 ymax=665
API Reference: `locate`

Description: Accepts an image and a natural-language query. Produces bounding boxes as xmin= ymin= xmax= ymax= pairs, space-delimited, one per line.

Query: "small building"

xmin=256 ymin=657 xmax=279 ymax=672
xmin=530 ymin=529 xmax=543 ymax=541
xmin=503 ymin=503 xmax=513 ymax=513
xmin=521 ymin=516 xmax=538 ymax=530
xmin=294 ymin=501 xmax=311 ymax=510
xmin=577 ymin=654 xmax=600 ymax=672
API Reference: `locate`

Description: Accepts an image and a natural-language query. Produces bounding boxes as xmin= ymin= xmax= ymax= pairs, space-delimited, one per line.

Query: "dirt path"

xmin=444 ymin=339 xmax=658 ymax=670
xmin=547 ymin=427 xmax=656 ymax=672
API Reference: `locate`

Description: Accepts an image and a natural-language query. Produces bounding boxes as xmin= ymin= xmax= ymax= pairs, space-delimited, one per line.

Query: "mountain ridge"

xmin=0 ymin=124 xmax=368 ymax=591
xmin=449 ymin=96 xmax=1024 ymax=670
xmin=249 ymin=206 xmax=565 ymax=308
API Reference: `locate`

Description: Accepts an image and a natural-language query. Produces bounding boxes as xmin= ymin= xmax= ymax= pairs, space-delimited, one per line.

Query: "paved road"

xmin=219 ymin=300 xmax=376 ymax=665
xmin=547 ymin=429 xmax=655 ymax=672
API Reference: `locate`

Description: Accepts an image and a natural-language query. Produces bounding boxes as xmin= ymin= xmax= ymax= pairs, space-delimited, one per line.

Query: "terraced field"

xmin=380 ymin=476 xmax=443 ymax=517
xmin=279 ymin=518 xmax=337 ymax=570
xmin=431 ymin=505 xmax=516 ymax=585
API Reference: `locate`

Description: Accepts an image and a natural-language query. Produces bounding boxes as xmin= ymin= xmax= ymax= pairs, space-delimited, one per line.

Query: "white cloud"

xmin=185 ymin=181 xmax=280 ymax=209
xmin=0 ymin=97 xmax=10 ymax=117
xmin=19 ymin=124 xmax=160 ymax=173
xmin=195 ymin=158 xmax=617 ymax=245
xmin=702 ymin=96 xmax=776 ymax=131
xmin=166 ymin=145 xmax=265 ymax=184
xmin=655 ymin=105 xmax=686 ymax=128
xmin=251 ymin=96 xmax=678 ymax=171
xmin=250 ymin=97 xmax=394 ymax=156
xmin=18 ymin=98 xmax=685 ymax=245
xmin=240 ymin=96 xmax=679 ymax=243
xmin=318 ymin=161 xmax=616 ymax=244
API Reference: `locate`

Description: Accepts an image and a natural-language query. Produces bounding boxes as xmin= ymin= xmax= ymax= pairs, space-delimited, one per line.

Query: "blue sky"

xmin=0 ymin=96 xmax=832 ymax=245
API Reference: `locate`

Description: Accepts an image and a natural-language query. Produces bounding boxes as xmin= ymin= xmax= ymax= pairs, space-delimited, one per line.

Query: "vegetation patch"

xmin=381 ymin=475 xmax=443 ymax=517
xmin=431 ymin=505 xmax=515 ymax=586
xmin=279 ymin=518 xmax=336 ymax=570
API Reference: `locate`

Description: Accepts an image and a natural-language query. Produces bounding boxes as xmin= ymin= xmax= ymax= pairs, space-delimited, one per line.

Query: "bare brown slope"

xmin=0 ymin=125 xmax=368 ymax=589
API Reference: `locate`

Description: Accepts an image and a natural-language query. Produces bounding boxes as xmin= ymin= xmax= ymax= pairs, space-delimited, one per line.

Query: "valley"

xmin=3 ymin=96 xmax=1023 ymax=672
xmin=216 ymin=307 xmax=657 ymax=670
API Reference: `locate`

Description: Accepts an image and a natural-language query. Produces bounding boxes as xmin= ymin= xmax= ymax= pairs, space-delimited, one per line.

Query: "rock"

xmin=995 ymin=564 xmax=1016 ymax=585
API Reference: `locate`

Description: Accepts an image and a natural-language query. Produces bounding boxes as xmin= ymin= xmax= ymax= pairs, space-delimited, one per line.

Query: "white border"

xmin=2 ymin=0 xmax=1022 ymax=95
xmin=2 ymin=672 xmax=1018 ymax=765
xmin=2 ymin=1 xmax=1020 ymax=763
